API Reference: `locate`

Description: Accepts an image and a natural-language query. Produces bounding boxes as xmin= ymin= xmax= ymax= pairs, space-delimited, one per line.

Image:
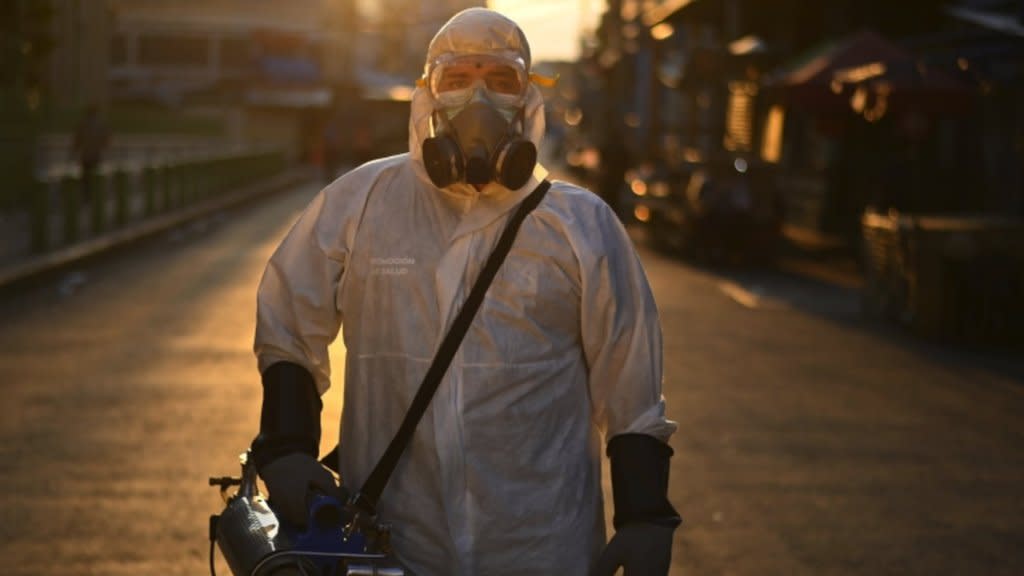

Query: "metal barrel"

xmin=215 ymin=492 xmax=297 ymax=576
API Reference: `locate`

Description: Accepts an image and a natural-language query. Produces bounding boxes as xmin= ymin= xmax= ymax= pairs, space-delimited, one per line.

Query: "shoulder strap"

xmin=351 ymin=180 xmax=551 ymax=514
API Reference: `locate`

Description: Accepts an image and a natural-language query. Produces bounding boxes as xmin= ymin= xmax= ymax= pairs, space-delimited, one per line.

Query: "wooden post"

xmin=30 ymin=179 xmax=49 ymax=253
xmin=114 ymin=170 xmax=129 ymax=228
xmin=144 ymin=165 xmax=157 ymax=217
xmin=90 ymin=172 xmax=106 ymax=235
xmin=62 ymin=175 xmax=80 ymax=245
xmin=161 ymin=163 xmax=173 ymax=211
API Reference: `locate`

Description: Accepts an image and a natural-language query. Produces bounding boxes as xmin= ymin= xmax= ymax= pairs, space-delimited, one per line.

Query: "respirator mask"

xmin=421 ymin=54 xmax=537 ymax=190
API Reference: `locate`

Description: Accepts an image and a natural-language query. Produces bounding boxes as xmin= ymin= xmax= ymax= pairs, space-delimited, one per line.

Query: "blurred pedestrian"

xmin=250 ymin=8 xmax=680 ymax=575
xmin=351 ymin=115 xmax=373 ymax=166
xmin=322 ymin=111 xmax=343 ymax=183
xmin=599 ymin=124 xmax=629 ymax=218
xmin=72 ymin=105 xmax=110 ymax=205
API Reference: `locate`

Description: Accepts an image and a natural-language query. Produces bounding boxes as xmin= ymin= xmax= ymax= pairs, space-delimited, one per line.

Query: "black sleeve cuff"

xmin=607 ymin=433 xmax=682 ymax=529
xmin=251 ymin=361 xmax=322 ymax=472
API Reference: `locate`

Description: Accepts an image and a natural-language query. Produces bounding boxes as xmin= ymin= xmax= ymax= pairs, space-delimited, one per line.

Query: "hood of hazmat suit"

xmin=254 ymin=7 xmax=676 ymax=575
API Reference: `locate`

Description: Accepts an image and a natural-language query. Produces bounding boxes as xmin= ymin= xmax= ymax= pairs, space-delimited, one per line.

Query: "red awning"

xmin=764 ymin=29 xmax=972 ymax=116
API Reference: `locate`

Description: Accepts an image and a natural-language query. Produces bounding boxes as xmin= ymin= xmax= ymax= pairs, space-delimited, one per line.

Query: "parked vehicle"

xmin=637 ymin=156 xmax=783 ymax=264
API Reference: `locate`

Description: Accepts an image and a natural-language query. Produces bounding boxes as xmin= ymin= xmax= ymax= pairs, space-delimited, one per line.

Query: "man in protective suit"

xmin=251 ymin=8 xmax=680 ymax=575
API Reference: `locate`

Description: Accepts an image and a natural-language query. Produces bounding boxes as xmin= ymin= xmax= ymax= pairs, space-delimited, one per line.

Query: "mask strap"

xmin=511 ymin=106 xmax=528 ymax=136
xmin=529 ymin=72 xmax=559 ymax=88
xmin=430 ymin=108 xmax=457 ymax=136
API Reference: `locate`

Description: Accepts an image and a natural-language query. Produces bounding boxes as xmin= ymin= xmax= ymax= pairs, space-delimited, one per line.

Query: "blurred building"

xmin=47 ymin=0 xmax=113 ymax=111
xmin=99 ymin=0 xmax=482 ymax=156
xmin=582 ymin=0 xmax=1024 ymax=344
xmin=354 ymin=0 xmax=485 ymax=85
xmin=334 ymin=0 xmax=485 ymax=161
xmin=101 ymin=0 xmax=350 ymax=157
xmin=941 ymin=0 xmax=1024 ymax=215
xmin=11 ymin=0 xmax=497 ymax=168
xmin=0 ymin=1 xmax=77 ymax=208
xmin=106 ymin=0 xmax=352 ymax=105
xmin=587 ymin=0 xmax=1022 ymax=240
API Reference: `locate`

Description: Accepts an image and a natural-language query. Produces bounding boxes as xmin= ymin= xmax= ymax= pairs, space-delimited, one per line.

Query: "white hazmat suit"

xmin=254 ymin=8 xmax=677 ymax=575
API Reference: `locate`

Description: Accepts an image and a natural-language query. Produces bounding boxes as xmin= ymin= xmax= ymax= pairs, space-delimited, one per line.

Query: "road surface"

xmin=0 ymin=180 xmax=1021 ymax=575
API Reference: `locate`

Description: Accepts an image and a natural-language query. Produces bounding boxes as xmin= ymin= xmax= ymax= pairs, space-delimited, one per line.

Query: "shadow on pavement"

xmin=628 ymin=222 xmax=1024 ymax=386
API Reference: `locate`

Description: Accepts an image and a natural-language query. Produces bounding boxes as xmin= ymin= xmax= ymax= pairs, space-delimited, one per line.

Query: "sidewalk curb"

xmin=777 ymin=225 xmax=864 ymax=291
xmin=0 ymin=167 xmax=318 ymax=290
xmin=775 ymin=256 xmax=864 ymax=291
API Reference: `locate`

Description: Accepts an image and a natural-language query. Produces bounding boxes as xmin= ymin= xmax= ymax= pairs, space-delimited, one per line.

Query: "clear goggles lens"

xmin=429 ymin=54 xmax=528 ymax=108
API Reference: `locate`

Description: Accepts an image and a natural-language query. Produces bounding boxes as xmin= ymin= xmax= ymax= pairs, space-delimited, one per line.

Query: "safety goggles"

xmin=427 ymin=54 xmax=529 ymax=109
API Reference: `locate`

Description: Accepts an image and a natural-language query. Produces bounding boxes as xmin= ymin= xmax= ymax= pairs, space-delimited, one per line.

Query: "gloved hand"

xmin=593 ymin=433 xmax=681 ymax=576
xmin=260 ymin=452 xmax=345 ymax=529
xmin=591 ymin=522 xmax=675 ymax=576
xmin=251 ymin=361 xmax=340 ymax=529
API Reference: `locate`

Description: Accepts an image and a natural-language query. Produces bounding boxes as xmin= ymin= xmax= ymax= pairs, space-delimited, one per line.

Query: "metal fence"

xmin=26 ymin=146 xmax=287 ymax=254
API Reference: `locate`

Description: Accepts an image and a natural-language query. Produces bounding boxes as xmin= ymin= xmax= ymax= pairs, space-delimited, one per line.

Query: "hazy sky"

xmin=488 ymin=0 xmax=602 ymax=62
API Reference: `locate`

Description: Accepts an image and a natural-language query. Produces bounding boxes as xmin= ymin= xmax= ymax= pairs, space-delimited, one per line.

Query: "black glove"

xmin=592 ymin=523 xmax=676 ymax=576
xmin=251 ymin=361 xmax=344 ymax=529
xmin=259 ymin=452 xmax=344 ymax=529
xmin=592 ymin=433 xmax=681 ymax=576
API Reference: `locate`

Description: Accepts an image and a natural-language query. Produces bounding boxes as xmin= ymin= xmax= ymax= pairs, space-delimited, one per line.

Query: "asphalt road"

xmin=0 ymin=180 xmax=1022 ymax=575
